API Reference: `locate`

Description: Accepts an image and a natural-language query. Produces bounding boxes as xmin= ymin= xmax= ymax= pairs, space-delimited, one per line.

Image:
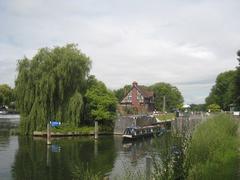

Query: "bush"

xmin=207 ymin=103 xmax=221 ymax=112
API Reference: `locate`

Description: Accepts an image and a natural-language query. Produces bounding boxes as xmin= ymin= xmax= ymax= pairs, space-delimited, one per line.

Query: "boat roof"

xmin=125 ymin=125 xmax=160 ymax=130
xmin=125 ymin=126 xmax=141 ymax=130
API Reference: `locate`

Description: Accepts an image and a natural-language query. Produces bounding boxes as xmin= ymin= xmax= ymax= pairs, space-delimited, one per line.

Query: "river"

xmin=0 ymin=115 xmax=175 ymax=180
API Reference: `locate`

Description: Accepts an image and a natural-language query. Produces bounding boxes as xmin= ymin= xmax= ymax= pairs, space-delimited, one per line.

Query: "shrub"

xmin=207 ymin=103 xmax=221 ymax=112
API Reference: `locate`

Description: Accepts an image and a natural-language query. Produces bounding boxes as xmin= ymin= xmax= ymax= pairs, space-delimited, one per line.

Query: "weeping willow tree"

xmin=15 ymin=44 xmax=91 ymax=134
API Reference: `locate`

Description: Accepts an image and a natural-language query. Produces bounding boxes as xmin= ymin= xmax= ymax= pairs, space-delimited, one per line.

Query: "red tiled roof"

xmin=137 ymin=85 xmax=154 ymax=98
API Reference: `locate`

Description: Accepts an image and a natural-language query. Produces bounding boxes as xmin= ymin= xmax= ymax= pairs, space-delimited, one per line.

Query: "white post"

xmin=94 ymin=120 xmax=98 ymax=139
xmin=47 ymin=123 xmax=51 ymax=145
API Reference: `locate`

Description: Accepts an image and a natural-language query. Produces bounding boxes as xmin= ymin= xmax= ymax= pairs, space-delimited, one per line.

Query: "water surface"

xmin=0 ymin=115 xmax=159 ymax=180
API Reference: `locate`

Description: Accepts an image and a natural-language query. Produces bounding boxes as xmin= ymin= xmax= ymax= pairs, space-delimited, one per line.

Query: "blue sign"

xmin=50 ymin=121 xmax=61 ymax=127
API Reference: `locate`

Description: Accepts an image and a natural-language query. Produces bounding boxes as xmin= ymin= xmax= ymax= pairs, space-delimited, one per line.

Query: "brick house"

xmin=120 ymin=81 xmax=154 ymax=112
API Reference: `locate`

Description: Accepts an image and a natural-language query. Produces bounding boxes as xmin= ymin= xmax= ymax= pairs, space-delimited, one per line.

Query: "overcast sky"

xmin=0 ymin=0 xmax=240 ymax=104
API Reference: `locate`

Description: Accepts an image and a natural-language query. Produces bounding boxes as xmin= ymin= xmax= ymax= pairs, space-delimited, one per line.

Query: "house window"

xmin=137 ymin=95 xmax=143 ymax=102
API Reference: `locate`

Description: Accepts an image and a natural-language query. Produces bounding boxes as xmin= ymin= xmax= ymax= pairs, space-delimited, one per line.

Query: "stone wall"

xmin=114 ymin=115 xmax=156 ymax=135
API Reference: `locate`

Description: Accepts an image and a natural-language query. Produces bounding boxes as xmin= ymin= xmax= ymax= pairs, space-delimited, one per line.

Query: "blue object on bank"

xmin=50 ymin=121 xmax=61 ymax=127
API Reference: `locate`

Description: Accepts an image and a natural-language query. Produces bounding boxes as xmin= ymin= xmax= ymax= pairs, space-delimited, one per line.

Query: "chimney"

xmin=132 ymin=81 xmax=138 ymax=87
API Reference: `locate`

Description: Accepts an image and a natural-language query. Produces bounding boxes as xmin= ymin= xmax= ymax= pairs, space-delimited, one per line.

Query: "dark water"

xmin=0 ymin=116 xmax=159 ymax=180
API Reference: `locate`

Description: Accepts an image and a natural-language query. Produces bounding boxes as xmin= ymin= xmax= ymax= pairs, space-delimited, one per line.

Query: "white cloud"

xmin=0 ymin=0 xmax=239 ymax=103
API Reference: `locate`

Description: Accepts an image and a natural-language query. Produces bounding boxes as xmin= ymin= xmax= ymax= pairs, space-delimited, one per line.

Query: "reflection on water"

xmin=0 ymin=116 xmax=173 ymax=180
xmin=110 ymin=137 xmax=154 ymax=179
xmin=11 ymin=136 xmax=116 ymax=180
xmin=0 ymin=115 xmax=20 ymax=180
xmin=11 ymin=136 xmax=157 ymax=179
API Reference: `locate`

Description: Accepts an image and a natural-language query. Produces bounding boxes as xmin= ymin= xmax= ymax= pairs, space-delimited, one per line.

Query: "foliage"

xmin=15 ymin=44 xmax=91 ymax=134
xmin=0 ymin=84 xmax=15 ymax=106
xmin=85 ymin=81 xmax=117 ymax=122
xmin=205 ymin=70 xmax=236 ymax=110
xmin=71 ymin=163 xmax=101 ymax=180
xmin=152 ymin=114 xmax=239 ymax=180
xmin=207 ymin=103 xmax=221 ymax=112
xmin=190 ymin=104 xmax=206 ymax=112
xmin=185 ymin=114 xmax=239 ymax=179
xmin=149 ymin=82 xmax=184 ymax=112
xmin=206 ymin=50 xmax=240 ymax=110
xmin=67 ymin=91 xmax=83 ymax=126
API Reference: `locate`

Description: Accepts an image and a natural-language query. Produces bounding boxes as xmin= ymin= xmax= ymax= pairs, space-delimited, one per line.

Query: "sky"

xmin=0 ymin=0 xmax=240 ymax=104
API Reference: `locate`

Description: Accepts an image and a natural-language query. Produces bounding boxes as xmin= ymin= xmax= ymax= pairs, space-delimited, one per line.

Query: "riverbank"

xmin=33 ymin=131 xmax=113 ymax=136
xmin=33 ymin=124 xmax=114 ymax=137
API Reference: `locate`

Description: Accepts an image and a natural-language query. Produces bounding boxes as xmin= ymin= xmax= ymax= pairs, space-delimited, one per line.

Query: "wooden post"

xmin=47 ymin=123 xmax=51 ymax=145
xmin=94 ymin=120 xmax=98 ymax=139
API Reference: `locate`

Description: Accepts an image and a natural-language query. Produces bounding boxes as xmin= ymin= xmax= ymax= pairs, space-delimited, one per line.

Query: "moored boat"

xmin=122 ymin=124 xmax=165 ymax=141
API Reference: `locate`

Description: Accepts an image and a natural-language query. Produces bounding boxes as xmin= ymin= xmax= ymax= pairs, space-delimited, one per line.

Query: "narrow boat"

xmin=122 ymin=124 xmax=165 ymax=141
xmin=0 ymin=110 xmax=8 ymax=115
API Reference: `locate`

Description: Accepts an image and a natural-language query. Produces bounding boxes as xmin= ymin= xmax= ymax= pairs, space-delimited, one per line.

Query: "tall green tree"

xmin=85 ymin=81 xmax=117 ymax=123
xmin=149 ymin=82 xmax=183 ymax=112
xmin=205 ymin=70 xmax=236 ymax=110
xmin=0 ymin=84 xmax=14 ymax=106
xmin=15 ymin=44 xmax=91 ymax=134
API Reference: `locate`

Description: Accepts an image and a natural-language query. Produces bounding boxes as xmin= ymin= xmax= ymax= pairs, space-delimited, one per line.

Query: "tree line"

xmin=1 ymin=44 xmax=185 ymax=134
xmin=205 ymin=50 xmax=240 ymax=111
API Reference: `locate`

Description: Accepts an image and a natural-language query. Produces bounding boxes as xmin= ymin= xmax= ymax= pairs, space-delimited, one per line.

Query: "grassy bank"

xmin=186 ymin=114 xmax=239 ymax=179
xmin=39 ymin=123 xmax=113 ymax=134
xmin=155 ymin=113 xmax=175 ymax=121
xmin=51 ymin=124 xmax=95 ymax=133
